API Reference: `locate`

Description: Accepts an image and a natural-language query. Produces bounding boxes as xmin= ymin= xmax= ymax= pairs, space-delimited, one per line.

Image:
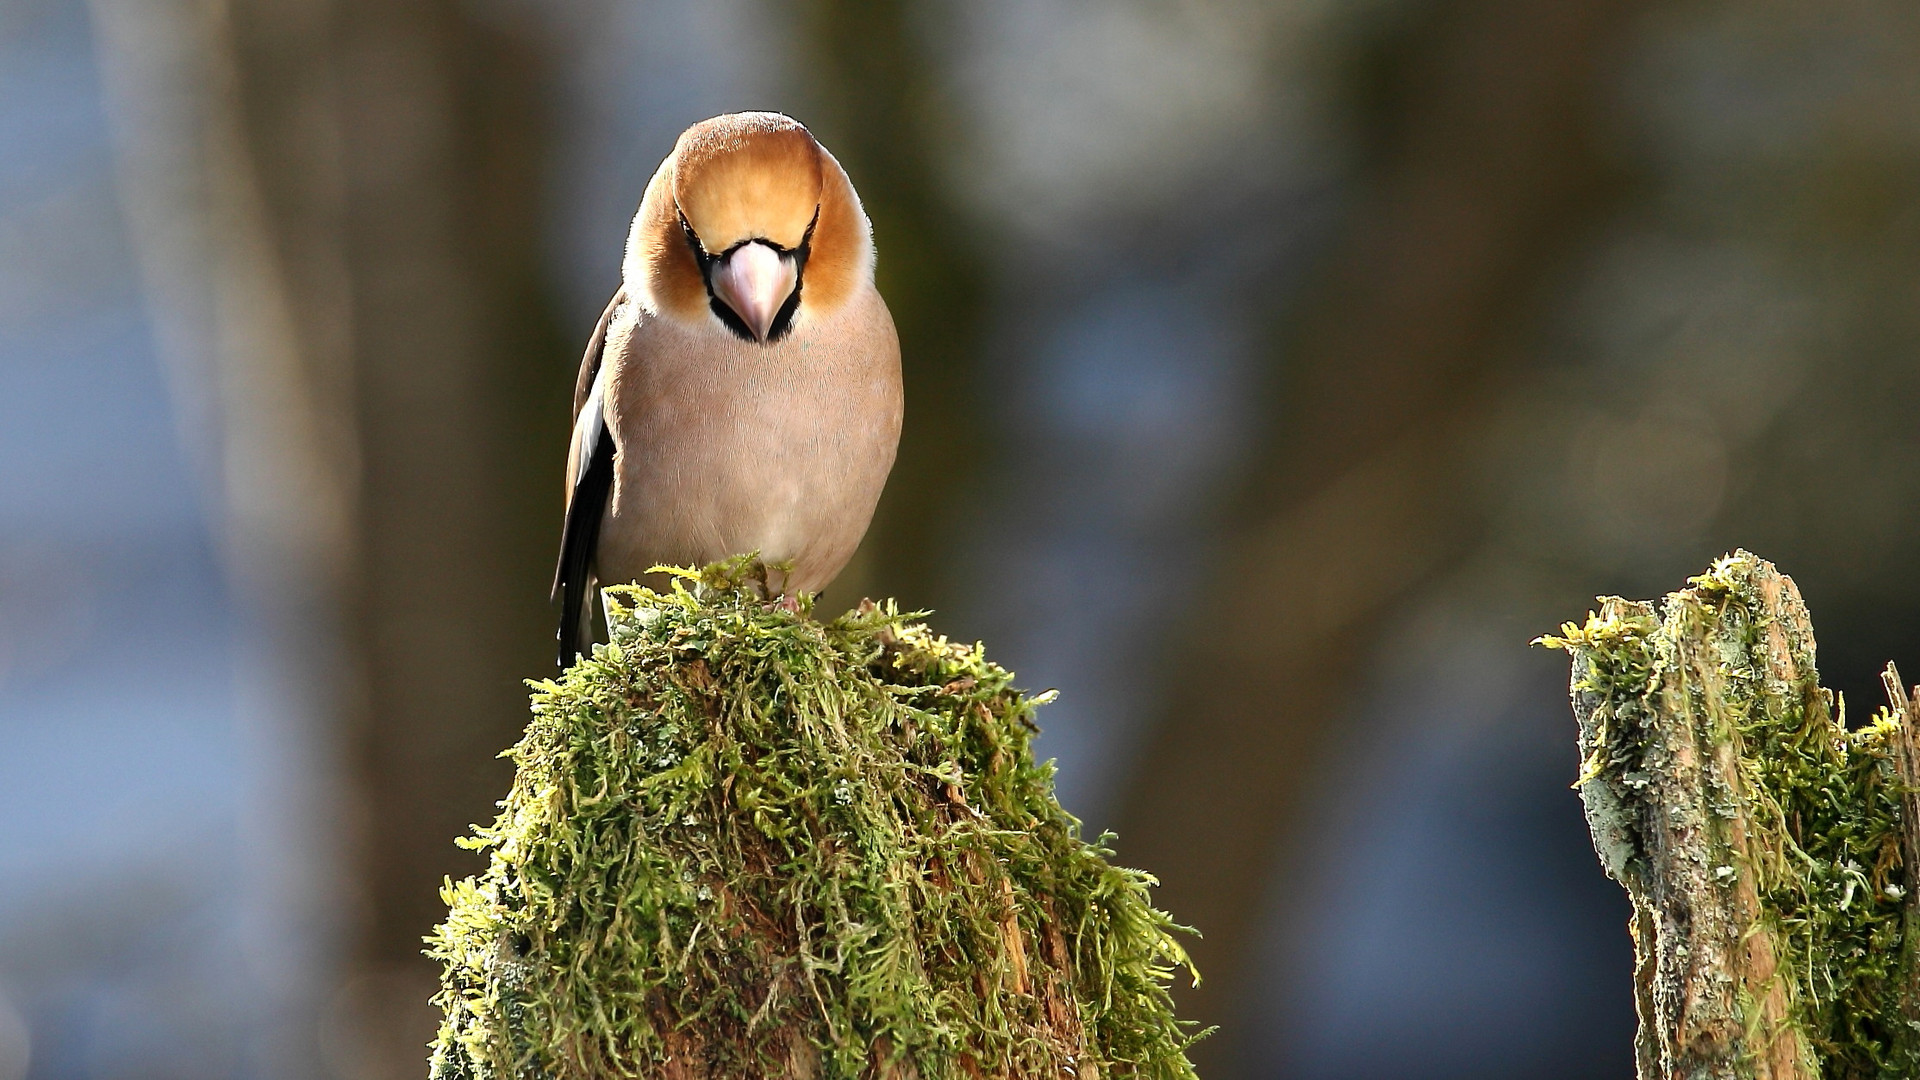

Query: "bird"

xmin=553 ymin=112 xmax=903 ymax=666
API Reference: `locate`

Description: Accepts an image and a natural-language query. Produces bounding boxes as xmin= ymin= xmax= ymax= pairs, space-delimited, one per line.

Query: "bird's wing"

xmin=553 ymin=290 xmax=624 ymax=666
xmin=571 ymin=288 xmax=620 ymax=423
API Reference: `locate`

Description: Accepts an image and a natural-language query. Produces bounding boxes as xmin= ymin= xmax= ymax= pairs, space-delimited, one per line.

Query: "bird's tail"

xmin=558 ymin=572 xmax=599 ymax=669
xmin=554 ymin=427 xmax=615 ymax=668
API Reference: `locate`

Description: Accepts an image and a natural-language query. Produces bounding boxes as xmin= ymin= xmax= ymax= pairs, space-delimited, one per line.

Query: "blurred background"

xmin=6 ymin=0 xmax=1920 ymax=1076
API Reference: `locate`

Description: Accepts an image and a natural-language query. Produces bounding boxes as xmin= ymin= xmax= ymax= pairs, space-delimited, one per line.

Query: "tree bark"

xmin=1564 ymin=568 xmax=1813 ymax=1078
xmin=1552 ymin=552 xmax=1920 ymax=1078
xmin=1889 ymin=666 xmax=1920 ymax=1054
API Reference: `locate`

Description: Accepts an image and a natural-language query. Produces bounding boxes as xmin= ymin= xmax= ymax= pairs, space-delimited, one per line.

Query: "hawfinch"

xmin=554 ymin=112 xmax=903 ymax=665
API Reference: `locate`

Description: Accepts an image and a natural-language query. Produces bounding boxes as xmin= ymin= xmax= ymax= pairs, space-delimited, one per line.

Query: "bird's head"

xmin=627 ymin=112 xmax=874 ymax=343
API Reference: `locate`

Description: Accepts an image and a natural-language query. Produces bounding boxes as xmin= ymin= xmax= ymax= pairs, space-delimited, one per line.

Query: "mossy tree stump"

xmin=1545 ymin=552 xmax=1920 ymax=1079
xmin=428 ymin=563 xmax=1202 ymax=1080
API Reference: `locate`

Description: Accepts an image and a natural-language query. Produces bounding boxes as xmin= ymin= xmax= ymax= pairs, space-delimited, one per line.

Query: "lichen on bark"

xmin=427 ymin=559 xmax=1203 ymax=1080
xmin=1544 ymin=551 xmax=1920 ymax=1080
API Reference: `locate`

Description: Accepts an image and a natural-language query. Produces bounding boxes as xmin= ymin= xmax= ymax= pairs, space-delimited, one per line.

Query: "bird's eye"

xmin=677 ymin=212 xmax=711 ymax=270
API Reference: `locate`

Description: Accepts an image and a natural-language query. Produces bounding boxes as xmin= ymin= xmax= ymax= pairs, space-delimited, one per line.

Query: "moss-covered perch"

xmin=1543 ymin=551 xmax=1920 ymax=1080
xmin=427 ymin=561 xmax=1203 ymax=1079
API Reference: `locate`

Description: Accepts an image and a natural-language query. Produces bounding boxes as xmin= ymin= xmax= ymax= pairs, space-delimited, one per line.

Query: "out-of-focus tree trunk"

xmin=87 ymin=1 xmax=360 ymax=1075
xmin=1553 ymin=554 xmax=1920 ymax=1078
xmin=792 ymin=0 xmax=988 ymax=614
xmin=1110 ymin=0 xmax=1654 ymax=1073
xmin=293 ymin=5 xmax=570 ymax=1078
xmin=95 ymin=2 xmax=570 ymax=1077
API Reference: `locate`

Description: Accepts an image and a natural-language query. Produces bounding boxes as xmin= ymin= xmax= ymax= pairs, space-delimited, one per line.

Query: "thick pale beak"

xmin=710 ymin=241 xmax=797 ymax=342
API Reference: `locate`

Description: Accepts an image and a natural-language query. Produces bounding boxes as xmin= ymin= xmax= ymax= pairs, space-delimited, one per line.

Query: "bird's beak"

xmin=711 ymin=241 xmax=797 ymax=342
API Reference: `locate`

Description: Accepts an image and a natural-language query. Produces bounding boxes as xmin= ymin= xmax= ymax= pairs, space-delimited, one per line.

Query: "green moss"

xmin=427 ymin=560 xmax=1202 ymax=1080
xmin=1543 ymin=552 xmax=1911 ymax=1078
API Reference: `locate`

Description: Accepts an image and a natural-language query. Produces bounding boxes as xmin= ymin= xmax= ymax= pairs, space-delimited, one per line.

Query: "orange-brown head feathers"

xmin=674 ymin=115 xmax=822 ymax=253
xmin=625 ymin=112 xmax=874 ymax=340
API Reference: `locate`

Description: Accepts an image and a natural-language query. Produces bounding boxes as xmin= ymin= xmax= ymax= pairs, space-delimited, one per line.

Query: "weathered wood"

xmin=1885 ymin=661 xmax=1920 ymax=1062
xmin=1550 ymin=552 xmax=1914 ymax=1079
xmin=1567 ymin=587 xmax=1811 ymax=1078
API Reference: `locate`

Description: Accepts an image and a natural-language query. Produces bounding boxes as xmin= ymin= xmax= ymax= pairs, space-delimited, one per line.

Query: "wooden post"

xmin=1546 ymin=551 xmax=1917 ymax=1079
xmin=427 ymin=567 xmax=1203 ymax=1080
xmin=1885 ymin=661 xmax=1920 ymax=1062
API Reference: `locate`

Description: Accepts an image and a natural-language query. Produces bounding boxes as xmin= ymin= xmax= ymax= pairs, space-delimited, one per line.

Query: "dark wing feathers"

xmin=571 ymin=290 xmax=616 ymax=421
xmin=554 ymin=290 xmax=624 ymax=667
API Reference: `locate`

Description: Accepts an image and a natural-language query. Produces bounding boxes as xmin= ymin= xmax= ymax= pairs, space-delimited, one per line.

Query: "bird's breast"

xmin=597 ymin=290 xmax=902 ymax=592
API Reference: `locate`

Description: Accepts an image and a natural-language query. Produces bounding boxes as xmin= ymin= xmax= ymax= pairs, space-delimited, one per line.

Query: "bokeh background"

xmin=7 ymin=0 xmax=1920 ymax=1077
